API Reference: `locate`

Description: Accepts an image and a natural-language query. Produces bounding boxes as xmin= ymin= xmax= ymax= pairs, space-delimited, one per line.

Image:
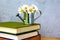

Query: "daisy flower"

xmin=28 ymin=7 xmax=33 ymax=13
xmin=31 ymin=4 xmax=38 ymax=13
xmin=18 ymin=8 xmax=24 ymax=13
xmin=22 ymin=5 xmax=29 ymax=12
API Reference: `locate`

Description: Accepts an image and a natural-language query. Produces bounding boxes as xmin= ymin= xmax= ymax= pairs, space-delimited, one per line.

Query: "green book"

xmin=0 ymin=22 xmax=40 ymax=34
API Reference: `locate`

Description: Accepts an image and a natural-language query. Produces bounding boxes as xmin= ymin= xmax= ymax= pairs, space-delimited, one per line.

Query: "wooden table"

xmin=41 ymin=38 xmax=60 ymax=40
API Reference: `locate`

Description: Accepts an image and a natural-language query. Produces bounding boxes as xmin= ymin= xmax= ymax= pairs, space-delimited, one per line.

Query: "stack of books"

xmin=0 ymin=22 xmax=41 ymax=40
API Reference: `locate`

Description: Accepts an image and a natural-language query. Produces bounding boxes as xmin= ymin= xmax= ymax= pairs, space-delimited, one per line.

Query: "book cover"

xmin=0 ymin=22 xmax=40 ymax=34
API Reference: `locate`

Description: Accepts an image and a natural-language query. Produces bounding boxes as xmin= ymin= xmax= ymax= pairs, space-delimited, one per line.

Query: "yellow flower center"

xmin=29 ymin=8 xmax=33 ymax=12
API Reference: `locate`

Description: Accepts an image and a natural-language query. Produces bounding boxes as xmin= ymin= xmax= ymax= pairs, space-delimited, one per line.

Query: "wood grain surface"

xmin=41 ymin=38 xmax=60 ymax=40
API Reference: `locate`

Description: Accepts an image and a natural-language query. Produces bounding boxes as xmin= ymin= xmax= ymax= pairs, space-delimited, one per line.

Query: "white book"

xmin=0 ymin=31 xmax=38 ymax=40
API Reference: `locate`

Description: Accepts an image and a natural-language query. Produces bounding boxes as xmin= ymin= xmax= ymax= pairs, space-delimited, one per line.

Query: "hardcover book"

xmin=0 ymin=34 xmax=41 ymax=40
xmin=0 ymin=22 xmax=40 ymax=34
xmin=0 ymin=31 xmax=38 ymax=40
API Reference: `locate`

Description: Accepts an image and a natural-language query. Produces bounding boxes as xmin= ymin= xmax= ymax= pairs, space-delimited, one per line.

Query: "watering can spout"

xmin=16 ymin=13 xmax=24 ymax=22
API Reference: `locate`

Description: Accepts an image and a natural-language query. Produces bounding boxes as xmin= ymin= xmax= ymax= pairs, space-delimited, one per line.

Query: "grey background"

xmin=0 ymin=0 xmax=60 ymax=38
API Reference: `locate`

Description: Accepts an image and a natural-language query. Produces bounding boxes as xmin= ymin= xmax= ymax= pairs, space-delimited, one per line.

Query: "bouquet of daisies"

xmin=16 ymin=5 xmax=41 ymax=24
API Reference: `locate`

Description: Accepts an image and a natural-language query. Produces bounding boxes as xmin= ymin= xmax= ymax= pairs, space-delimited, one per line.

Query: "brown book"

xmin=0 ymin=38 xmax=8 ymax=40
xmin=0 ymin=38 xmax=12 ymax=40
xmin=25 ymin=34 xmax=41 ymax=40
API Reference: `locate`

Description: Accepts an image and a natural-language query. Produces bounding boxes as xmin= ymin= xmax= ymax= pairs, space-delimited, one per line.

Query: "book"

xmin=25 ymin=34 xmax=41 ymax=40
xmin=0 ymin=31 xmax=38 ymax=40
xmin=0 ymin=22 xmax=40 ymax=34
xmin=0 ymin=37 xmax=13 ymax=40
xmin=0 ymin=34 xmax=41 ymax=40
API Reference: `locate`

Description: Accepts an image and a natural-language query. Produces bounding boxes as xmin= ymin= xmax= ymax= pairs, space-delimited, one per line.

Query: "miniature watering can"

xmin=30 ymin=10 xmax=42 ymax=24
xmin=16 ymin=10 xmax=42 ymax=24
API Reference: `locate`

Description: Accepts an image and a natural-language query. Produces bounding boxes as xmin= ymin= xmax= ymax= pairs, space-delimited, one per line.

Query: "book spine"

xmin=0 ymin=37 xmax=13 ymax=40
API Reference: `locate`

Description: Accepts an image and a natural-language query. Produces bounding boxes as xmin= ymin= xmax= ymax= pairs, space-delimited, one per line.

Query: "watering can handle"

xmin=34 ymin=10 xmax=42 ymax=21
